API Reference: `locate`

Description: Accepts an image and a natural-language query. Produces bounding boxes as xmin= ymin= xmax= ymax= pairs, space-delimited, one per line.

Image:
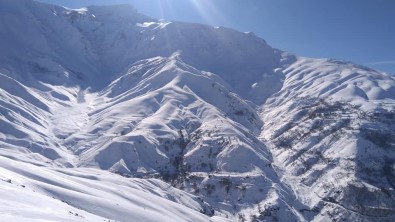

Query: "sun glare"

xmin=156 ymin=0 xmax=175 ymax=20
xmin=189 ymin=0 xmax=225 ymax=25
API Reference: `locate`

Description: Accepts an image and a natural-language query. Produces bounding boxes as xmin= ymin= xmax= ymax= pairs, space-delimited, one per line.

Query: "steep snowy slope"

xmin=1 ymin=0 xmax=395 ymax=221
xmin=0 ymin=0 xmax=284 ymax=103
xmin=0 ymin=0 xmax=102 ymax=89
xmin=0 ymin=53 xmax=304 ymax=221
xmin=0 ymin=156 xmax=223 ymax=222
xmin=261 ymin=58 xmax=395 ymax=221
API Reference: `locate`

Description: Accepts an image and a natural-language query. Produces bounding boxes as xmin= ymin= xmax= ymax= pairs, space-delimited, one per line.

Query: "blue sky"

xmin=37 ymin=0 xmax=395 ymax=74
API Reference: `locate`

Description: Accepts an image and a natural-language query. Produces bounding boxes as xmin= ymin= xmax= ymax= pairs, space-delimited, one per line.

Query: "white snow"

xmin=0 ymin=0 xmax=394 ymax=221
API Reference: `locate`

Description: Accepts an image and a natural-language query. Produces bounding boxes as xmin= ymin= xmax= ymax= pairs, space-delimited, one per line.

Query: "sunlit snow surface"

xmin=1 ymin=0 xmax=395 ymax=221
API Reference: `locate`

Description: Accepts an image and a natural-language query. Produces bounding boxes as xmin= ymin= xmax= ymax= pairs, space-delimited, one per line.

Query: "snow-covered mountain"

xmin=1 ymin=0 xmax=394 ymax=221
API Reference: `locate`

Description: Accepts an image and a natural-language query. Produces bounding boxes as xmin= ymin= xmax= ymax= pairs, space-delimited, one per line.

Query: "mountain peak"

xmin=0 ymin=0 xmax=284 ymax=103
xmin=1 ymin=0 xmax=395 ymax=221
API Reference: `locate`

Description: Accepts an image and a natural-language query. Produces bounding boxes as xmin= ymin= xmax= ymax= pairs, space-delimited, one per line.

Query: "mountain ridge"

xmin=1 ymin=1 xmax=394 ymax=221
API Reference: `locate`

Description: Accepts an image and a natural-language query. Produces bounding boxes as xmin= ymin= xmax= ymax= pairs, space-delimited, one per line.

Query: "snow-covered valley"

xmin=1 ymin=0 xmax=394 ymax=221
